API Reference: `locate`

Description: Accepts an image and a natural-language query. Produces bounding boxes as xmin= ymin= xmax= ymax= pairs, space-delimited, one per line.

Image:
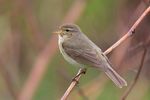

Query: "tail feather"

xmin=105 ymin=66 xmax=127 ymax=88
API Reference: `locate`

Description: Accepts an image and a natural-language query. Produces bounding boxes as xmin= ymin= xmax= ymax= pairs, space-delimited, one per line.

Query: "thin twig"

xmin=18 ymin=0 xmax=86 ymax=100
xmin=61 ymin=68 xmax=85 ymax=100
xmin=121 ymin=47 xmax=147 ymax=100
xmin=59 ymin=68 xmax=88 ymax=99
xmin=61 ymin=6 xmax=150 ymax=100
xmin=104 ymin=6 xmax=150 ymax=55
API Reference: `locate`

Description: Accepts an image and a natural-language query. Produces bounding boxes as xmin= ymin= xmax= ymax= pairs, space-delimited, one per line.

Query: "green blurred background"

xmin=0 ymin=0 xmax=150 ymax=100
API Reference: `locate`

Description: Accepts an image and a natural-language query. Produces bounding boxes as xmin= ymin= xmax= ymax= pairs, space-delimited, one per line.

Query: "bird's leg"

xmin=72 ymin=68 xmax=87 ymax=84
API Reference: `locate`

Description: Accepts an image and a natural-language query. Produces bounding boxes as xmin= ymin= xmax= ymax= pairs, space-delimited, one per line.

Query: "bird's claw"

xmin=72 ymin=78 xmax=79 ymax=84
xmin=71 ymin=68 xmax=87 ymax=84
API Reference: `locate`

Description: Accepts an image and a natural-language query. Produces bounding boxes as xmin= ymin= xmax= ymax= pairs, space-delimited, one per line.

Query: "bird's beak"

xmin=53 ymin=30 xmax=62 ymax=34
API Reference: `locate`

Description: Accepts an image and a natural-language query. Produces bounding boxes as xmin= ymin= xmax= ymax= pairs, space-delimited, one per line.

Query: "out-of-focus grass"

xmin=143 ymin=87 xmax=150 ymax=100
xmin=78 ymin=0 xmax=118 ymax=49
xmin=97 ymin=82 xmax=120 ymax=100
xmin=0 ymin=15 xmax=10 ymax=43
xmin=33 ymin=54 xmax=60 ymax=100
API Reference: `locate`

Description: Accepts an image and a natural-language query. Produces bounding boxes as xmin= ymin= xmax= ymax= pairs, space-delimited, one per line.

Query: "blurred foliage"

xmin=0 ymin=0 xmax=150 ymax=100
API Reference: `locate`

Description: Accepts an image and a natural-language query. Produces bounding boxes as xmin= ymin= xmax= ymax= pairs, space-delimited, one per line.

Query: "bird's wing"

xmin=62 ymin=44 xmax=104 ymax=67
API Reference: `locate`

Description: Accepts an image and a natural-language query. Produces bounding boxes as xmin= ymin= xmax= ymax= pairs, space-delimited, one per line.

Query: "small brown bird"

xmin=56 ymin=24 xmax=127 ymax=88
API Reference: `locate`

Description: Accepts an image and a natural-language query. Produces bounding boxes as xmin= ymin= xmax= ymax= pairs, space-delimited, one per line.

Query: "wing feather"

xmin=63 ymin=45 xmax=103 ymax=67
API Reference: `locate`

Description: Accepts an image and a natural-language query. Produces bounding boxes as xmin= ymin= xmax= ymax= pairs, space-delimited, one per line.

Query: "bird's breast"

xmin=58 ymin=35 xmax=80 ymax=66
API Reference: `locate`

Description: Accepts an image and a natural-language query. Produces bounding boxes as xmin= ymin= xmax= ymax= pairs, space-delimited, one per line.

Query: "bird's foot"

xmin=71 ymin=78 xmax=79 ymax=84
xmin=71 ymin=68 xmax=87 ymax=84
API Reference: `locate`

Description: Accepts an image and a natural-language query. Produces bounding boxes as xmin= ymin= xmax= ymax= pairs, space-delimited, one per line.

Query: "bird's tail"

xmin=104 ymin=65 xmax=127 ymax=88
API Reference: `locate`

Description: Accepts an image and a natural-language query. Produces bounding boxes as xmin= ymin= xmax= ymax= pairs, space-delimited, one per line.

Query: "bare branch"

xmin=61 ymin=68 xmax=86 ymax=100
xmin=61 ymin=6 xmax=150 ymax=100
xmin=104 ymin=6 xmax=150 ymax=55
xmin=59 ymin=68 xmax=88 ymax=99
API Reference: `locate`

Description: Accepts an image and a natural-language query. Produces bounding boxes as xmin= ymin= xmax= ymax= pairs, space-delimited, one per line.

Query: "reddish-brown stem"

xmin=104 ymin=6 xmax=150 ymax=55
xmin=61 ymin=68 xmax=84 ymax=100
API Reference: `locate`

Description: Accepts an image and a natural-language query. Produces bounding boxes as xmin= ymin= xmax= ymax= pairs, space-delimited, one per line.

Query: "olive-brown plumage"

xmin=57 ymin=24 xmax=127 ymax=88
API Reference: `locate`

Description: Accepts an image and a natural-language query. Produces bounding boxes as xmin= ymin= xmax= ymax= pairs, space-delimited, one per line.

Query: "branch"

xmin=104 ymin=6 xmax=150 ymax=55
xmin=61 ymin=68 xmax=85 ymax=100
xmin=59 ymin=68 xmax=88 ymax=100
xmin=121 ymin=47 xmax=147 ymax=100
xmin=61 ymin=6 xmax=150 ymax=100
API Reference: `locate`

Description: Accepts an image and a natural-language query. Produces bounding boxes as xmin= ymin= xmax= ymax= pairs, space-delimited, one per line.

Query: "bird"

xmin=55 ymin=24 xmax=127 ymax=88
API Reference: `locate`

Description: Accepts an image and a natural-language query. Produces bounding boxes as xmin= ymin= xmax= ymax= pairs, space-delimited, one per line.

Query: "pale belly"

xmin=58 ymin=35 xmax=81 ymax=67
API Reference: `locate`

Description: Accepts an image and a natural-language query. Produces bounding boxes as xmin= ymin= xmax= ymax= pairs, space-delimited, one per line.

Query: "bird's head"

xmin=55 ymin=24 xmax=81 ymax=39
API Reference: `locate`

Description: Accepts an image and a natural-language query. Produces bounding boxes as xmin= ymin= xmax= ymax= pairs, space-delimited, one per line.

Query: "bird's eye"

xmin=65 ymin=29 xmax=70 ymax=32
